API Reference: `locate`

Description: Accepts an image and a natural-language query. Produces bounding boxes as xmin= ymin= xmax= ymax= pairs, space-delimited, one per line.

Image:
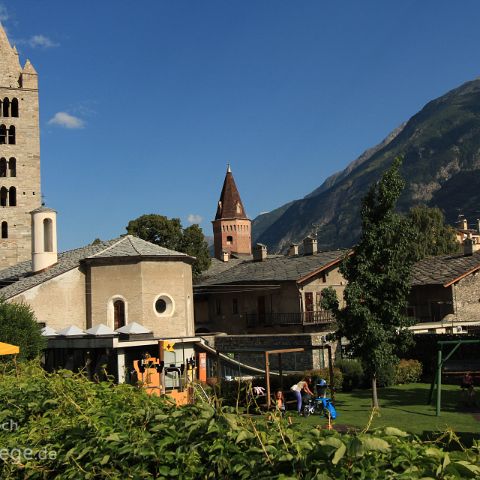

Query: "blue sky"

xmin=2 ymin=1 xmax=480 ymax=250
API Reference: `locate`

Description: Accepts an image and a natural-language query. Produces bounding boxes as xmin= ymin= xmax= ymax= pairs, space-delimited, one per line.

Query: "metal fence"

xmin=245 ymin=311 xmax=334 ymax=327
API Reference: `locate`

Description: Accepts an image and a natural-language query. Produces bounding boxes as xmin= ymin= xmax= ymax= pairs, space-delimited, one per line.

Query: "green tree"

xmin=0 ymin=299 xmax=45 ymax=360
xmin=126 ymin=214 xmax=183 ymax=251
xmin=323 ymin=158 xmax=416 ymax=407
xmin=180 ymin=224 xmax=211 ymax=277
xmin=126 ymin=214 xmax=211 ymax=277
xmin=408 ymin=205 xmax=460 ymax=260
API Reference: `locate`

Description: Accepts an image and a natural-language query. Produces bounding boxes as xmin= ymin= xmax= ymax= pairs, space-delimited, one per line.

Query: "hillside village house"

xmin=409 ymin=238 xmax=480 ymax=334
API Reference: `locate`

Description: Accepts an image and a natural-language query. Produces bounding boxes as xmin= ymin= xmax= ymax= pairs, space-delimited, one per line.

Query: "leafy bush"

xmin=0 ymin=299 xmax=45 ymax=361
xmin=395 ymin=359 xmax=423 ymax=384
xmin=335 ymin=359 xmax=364 ymax=391
xmin=0 ymin=363 xmax=479 ymax=479
xmin=375 ymin=362 xmax=397 ymax=387
xmin=304 ymin=367 xmax=343 ymax=391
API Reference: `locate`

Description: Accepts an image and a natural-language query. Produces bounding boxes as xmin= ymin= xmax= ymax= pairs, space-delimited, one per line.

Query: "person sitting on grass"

xmin=290 ymin=377 xmax=314 ymax=414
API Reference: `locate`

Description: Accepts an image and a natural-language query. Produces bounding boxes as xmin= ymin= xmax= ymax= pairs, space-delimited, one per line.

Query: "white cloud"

xmin=0 ymin=5 xmax=9 ymax=22
xmin=48 ymin=112 xmax=84 ymax=129
xmin=187 ymin=214 xmax=203 ymax=224
xmin=26 ymin=35 xmax=58 ymax=48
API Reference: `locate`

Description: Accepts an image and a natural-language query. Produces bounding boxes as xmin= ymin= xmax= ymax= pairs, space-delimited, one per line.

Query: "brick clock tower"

xmin=0 ymin=23 xmax=41 ymax=268
xmin=212 ymin=165 xmax=252 ymax=260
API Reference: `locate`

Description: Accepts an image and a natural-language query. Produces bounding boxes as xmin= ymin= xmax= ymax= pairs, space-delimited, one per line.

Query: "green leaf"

xmin=332 ymin=442 xmax=346 ymax=465
xmin=383 ymin=427 xmax=408 ymax=437
xmin=360 ymin=437 xmax=390 ymax=452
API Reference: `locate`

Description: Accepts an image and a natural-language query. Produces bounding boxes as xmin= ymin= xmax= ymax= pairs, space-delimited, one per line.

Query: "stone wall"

xmin=453 ymin=272 xmax=480 ymax=322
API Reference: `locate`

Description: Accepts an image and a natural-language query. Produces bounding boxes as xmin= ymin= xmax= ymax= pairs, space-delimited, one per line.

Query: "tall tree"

xmin=180 ymin=224 xmax=211 ymax=278
xmin=408 ymin=205 xmax=460 ymax=260
xmin=0 ymin=299 xmax=45 ymax=361
xmin=126 ymin=214 xmax=211 ymax=278
xmin=324 ymin=158 xmax=416 ymax=407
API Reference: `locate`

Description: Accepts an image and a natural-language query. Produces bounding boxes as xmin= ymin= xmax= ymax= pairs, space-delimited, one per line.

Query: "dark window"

xmin=0 ymin=187 xmax=7 ymax=207
xmin=11 ymin=98 xmax=18 ymax=117
xmin=43 ymin=218 xmax=53 ymax=252
xmin=8 ymin=187 xmax=16 ymax=207
xmin=257 ymin=296 xmax=266 ymax=323
xmin=215 ymin=299 xmax=222 ymax=315
xmin=113 ymin=300 xmax=126 ymax=329
xmin=155 ymin=298 xmax=167 ymax=314
xmin=321 ymin=272 xmax=327 ymax=283
xmin=0 ymin=158 xmax=6 ymax=177
xmin=0 ymin=125 xmax=6 ymax=144
xmin=232 ymin=298 xmax=238 ymax=315
xmin=2 ymin=98 xmax=9 ymax=117
xmin=1 ymin=221 xmax=7 ymax=239
xmin=8 ymin=158 xmax=15 ymax=177
xmin=226 ymin=235 xmax=233 ymax=245
xmin=8 ymin=126 xmax=15 ymax=144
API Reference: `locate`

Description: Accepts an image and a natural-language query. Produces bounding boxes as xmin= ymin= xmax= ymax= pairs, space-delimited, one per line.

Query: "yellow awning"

xmin=0 ymin=342 xmax=19 ymax=355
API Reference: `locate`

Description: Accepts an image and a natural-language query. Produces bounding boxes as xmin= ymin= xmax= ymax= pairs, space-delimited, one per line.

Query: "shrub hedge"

xmin=0 ymin=363 xmax=479 ymax=479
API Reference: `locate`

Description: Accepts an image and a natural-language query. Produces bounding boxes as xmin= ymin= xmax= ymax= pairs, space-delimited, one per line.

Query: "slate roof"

xmin=196 ymin=250 xmax=348 ymax=286
xmin=215 ymin=166 xmax=248 ymax=220
xmin=0 ymin=235 xmax=192 ymax=299
xmin=411 ymin=251 xmax=480 ymax=287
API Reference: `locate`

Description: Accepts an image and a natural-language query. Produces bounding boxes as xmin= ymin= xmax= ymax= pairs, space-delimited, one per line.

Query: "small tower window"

xmin=8 ymin=158 xmax=15 ymax=177
xmin=113 ymin=300 xmax=126 ymax=330
xmin=226 ymin=235 xmax=233 ymax=245
xmin=1 ymin=221 xmax=7 ymax=239
xmin=11 ymin=98 xmax=18 ymax=118
xmin=8 ymin=187 xmax=16 ymax=207
xmin=8 ymin=126 xmax=15 ymax=145
xmin=2 ymin=98 xmax=9 ymax=117
xmin=0 ymin=158 xmax=6 ymax=177
xmin=0 ymin=187 xmax=7 ymax=207
xmin=0 ymin=125 xmax=6 ymax=144
xmin=43 ymin=218 xmax=53 ymax=252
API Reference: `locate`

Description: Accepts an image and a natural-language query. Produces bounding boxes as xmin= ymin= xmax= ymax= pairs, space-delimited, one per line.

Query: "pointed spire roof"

xmin=215 ymin=165 xmax=248 ymax=220
xmin=0 ymin=22 xmax=22 ymax=88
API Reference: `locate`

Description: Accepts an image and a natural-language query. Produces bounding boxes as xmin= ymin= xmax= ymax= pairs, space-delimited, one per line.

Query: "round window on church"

xmin=155 ymin=298 xmax=167 ymax=314
xmin=153 ymin=294 xmax=174 ymax=317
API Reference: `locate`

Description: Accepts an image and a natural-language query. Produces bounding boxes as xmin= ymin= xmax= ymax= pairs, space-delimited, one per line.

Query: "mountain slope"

xmin=254 ymin=78 xmax=480 ymax=252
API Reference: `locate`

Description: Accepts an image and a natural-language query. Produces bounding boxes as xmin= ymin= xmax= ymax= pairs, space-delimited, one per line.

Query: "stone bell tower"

xmin=0 ymin=23 xmax=41 ymax=268
xmin=212 ymin=165 xmax=252 ymax=259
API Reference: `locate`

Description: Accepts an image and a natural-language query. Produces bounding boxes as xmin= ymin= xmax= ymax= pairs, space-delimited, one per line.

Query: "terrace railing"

xmin=245 ymin=310 xmax=334 ymax=327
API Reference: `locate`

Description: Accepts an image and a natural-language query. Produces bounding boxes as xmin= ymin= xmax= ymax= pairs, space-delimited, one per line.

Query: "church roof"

xmin=0 ymin=235 xmax=194 ymax=299
xmin=196 ymin=249 xmax=348 ymax=286
xmin=215 ymin=166 xmax=248 ymax=220
xmin=0 ymin=22 xmax=22 ymax=88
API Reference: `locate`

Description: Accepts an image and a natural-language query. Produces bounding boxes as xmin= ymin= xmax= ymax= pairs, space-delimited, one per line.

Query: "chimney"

xmin=464 ymin=236 xmax=474 ymax=256
xmin=222 ymin=251 xmax=229 ymax=262
xmin=253 ymin=243 xmax=267 ymax=262
xmin=31 ymin=206 xmax=58 ymax=272
xmin=303 ymin=236 xmax=317 ymax=255
xmin=288 ymin=243 xmax=299 ymax=256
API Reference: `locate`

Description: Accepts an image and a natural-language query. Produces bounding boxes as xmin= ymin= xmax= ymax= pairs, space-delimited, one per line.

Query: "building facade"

xmin=0 ymin=23 xmax=41 ymax=268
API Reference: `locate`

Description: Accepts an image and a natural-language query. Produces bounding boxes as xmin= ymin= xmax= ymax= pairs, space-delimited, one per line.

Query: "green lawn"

xmin=291 ymin=383 xmax=480 ymax=444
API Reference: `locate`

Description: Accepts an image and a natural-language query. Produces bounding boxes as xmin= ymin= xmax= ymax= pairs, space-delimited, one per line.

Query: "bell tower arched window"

xmin=2 ymin=98 xmax=9 ymax=117
xmin=1 ymin=222 xmax=7 ymax=239
xmin=43 ymin=218 xmax=53 ymax=252
xmin=0 ymin=158 xmax=6 ymax=177
xmin=0 ymin=187 xmax=7 ymax=207
xmin=113 ymin=300 xmax=126 ymax=330
xmin=8 ymin=187 xmax=16 ymax=207
xmin=8 ymin=126 xmax=15 ymax=145
xmin=11 ymin=98 xmax=18 ymax=118
xmin=8 ymin=158 xmax=15 ymax=177
xmin=0 ymin=125 xmax=6 ymax=144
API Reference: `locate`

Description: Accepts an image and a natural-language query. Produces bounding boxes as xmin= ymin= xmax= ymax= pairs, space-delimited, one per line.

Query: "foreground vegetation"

xmin=0 ymin=364 xmax=479 ymax=479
